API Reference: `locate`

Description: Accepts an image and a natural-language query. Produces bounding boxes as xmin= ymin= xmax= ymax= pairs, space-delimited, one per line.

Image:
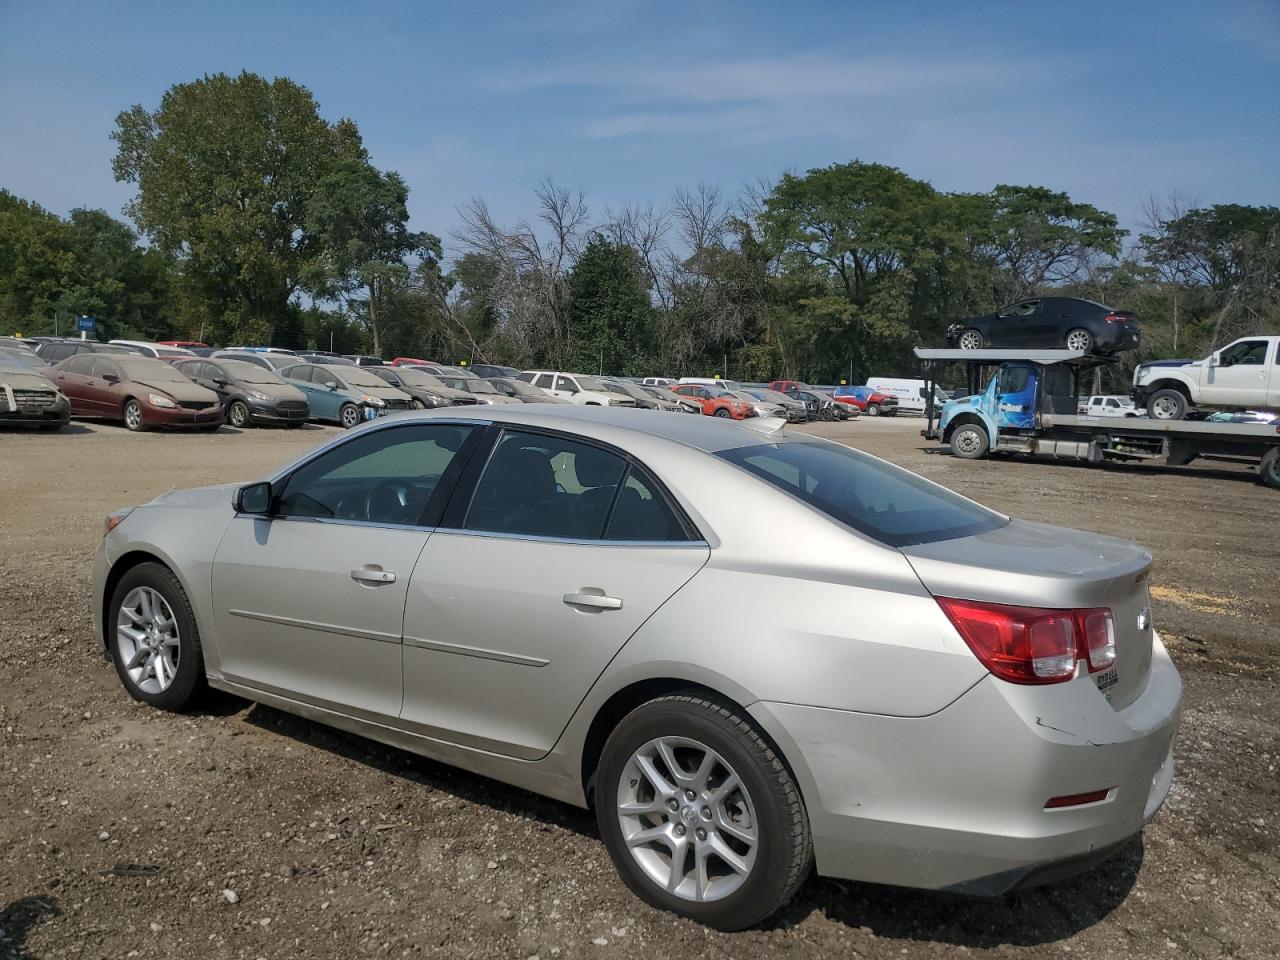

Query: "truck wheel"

xmin=949 ymin=424 xmax=989 ymax=459
xmin=867 ymin=403 xmax=881 ymax=416
xmin=1147 ymin=389 xmax=1187 ymax=421
xmin=957 ymin=329 xmax=984 ymax=350
xmin=1261 ymin=449 xmax=1280 ymax=491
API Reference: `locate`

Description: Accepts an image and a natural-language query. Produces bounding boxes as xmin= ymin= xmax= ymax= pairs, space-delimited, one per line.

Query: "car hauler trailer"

xmin=916 ymin=347 xmax=1280 ymax=490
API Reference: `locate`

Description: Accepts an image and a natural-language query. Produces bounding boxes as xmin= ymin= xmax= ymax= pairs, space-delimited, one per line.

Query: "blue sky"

xmin=1 ymin=0 xmax=1276 ymax=251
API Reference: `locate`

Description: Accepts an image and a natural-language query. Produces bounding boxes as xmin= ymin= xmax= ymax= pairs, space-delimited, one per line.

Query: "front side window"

xmin=554 ymin=375 xmax=579 ymax=393
xmin=1220 ymin=340 xmax=1269 ymax=366
xmin=718 ymin=439 xmax=1007 ymax=547
xmin=275 ymin=424 xmax=477 ymax=525
xmin=90 ymin=357 xmax=121 ymax=379
xmin=998 ymin=300 xmax=1040 ymax=319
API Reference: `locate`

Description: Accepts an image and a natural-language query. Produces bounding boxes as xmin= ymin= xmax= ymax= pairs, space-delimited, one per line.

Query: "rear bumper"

xmin=1095 ymin=326 xmax=1142 ymax=352
xmin=750 ymin=633 xmax=1181 ymax=893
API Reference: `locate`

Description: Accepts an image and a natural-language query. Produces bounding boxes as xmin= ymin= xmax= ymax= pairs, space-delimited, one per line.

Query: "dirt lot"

xmin=1 ymin=416 xmax=1277 ymax=960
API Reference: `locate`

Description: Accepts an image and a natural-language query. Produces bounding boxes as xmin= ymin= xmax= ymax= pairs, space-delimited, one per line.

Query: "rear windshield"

xmin=717 ymin=439 xmax=1007 ymax=547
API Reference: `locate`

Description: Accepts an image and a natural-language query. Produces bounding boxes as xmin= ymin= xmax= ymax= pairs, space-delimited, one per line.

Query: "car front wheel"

xmin=227 ymin=399 xmax=250 ymax=428
xmin=108 ymin=562 xmax=206 ymax=711
xmin=867 ymin=403 xmax=880 ymax=416
xmin=596 ymin=694 xmax=811 ymax=931
xmin=713 ymin=408 xmax=732 ymax=418
xmin=123 ymin=398 xmax=145 ymax=432
xmin=339 ymin=403 xmax=361 ymax=428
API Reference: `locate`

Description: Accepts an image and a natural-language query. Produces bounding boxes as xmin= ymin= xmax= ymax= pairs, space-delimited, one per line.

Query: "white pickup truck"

xmin=1133 ymin=335 xmax=1280 ymax=420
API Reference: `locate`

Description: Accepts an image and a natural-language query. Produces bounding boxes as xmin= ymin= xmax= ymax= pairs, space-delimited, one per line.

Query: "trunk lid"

xmin=900 ymin=520 xmax=1154 ymax=708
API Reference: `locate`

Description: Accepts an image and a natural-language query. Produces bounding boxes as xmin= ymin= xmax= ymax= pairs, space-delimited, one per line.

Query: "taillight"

xmin=1103 ymin=313 xmax=1130 ymax=324
xmin=936 ymin=598 xmax=1116 ymax=685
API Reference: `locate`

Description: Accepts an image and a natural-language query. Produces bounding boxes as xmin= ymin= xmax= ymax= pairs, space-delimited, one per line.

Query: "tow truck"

xmin=917 ymin=348 xmax=1280 ymax=490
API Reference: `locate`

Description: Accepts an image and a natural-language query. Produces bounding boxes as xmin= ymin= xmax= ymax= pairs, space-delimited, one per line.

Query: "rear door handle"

xmin=563 ymin=591 xmax=623 ymax=611
xmin=351 ymin=566 xmax=396 ymax=585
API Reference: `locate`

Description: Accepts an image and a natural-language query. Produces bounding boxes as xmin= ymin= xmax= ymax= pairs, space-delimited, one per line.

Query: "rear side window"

xmin=717 ymin=439 xmax=1007 ymax=547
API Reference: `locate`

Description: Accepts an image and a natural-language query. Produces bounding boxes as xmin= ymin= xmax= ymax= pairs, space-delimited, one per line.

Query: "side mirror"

xmin=234 ymin=481 xmax=273 ymax=516
xmin=1209 ymin=353 xmax=1220 ymax=367
xmin=102 ymin=373 xmax=119 ymax=383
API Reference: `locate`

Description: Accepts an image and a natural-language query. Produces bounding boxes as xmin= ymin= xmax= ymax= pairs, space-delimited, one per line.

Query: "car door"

xmin=210 ymin=422 xmax=481 ymax=717
xmin=50 ymin=355 xmax=95 ymax=414
xmin=193 ymin=361 xmax=231 ymax=404
xmin=551 ymin=374 xmax=580 ymax=402
xmin=286 ymin=366 xmax=334 ymax=420
xmin=1200 ymin=338 xmax=1272 ymax=407
xmin=400 ymin=427 xmax=709 ymax=760
xmin=994 ymin=300 xmax=1042 ymax=346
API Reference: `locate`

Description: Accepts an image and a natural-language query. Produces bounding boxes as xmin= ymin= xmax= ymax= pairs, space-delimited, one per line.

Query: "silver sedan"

xmin=91 ymin=406 xmax=1181 ymax=930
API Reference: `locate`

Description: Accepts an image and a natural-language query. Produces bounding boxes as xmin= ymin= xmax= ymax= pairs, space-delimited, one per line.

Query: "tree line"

xmin=2 ymin=71 xmax=1276 ymax=388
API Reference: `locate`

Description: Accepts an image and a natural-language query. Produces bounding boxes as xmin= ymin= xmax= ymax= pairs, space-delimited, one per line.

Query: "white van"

xmin=864 ymin=377 xmax=940 ymax=415
xmin=678 ymin=377 xmax=744 ymax=392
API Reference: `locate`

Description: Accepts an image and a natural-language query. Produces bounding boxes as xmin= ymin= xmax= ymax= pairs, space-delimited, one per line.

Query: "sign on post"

xmin=76 ymin=316 xmax=96 ymax=332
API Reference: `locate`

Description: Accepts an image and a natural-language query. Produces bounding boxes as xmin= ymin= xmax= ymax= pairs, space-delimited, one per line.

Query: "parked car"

xmin=36 ymin=338 xmax=138 ymax=364
xmin=0 ymin=353 xmax=70 ymax=429
xmin=343 ymin=355 xmax=386 ymax=366
xmin=470 ymin=363 xmax=523 ymax=379
xmin=947 ymin=297 xmax=1141 ymax=355
xmin=156 ymin=340 xmax=208 ymax=349
xmin=767 ymin=379 xmax=809 ymax=394
xmin=172 ymin=357 xmax=310 ymax=428
xmin=52 ymin=354 xmax=222 ymax=431
xmin=1132 ymin=336 xmax=1280 ymax=420
xmin=743 ymin=388 xmax=808 ymax=422
xmin=427 ymin=372 xmax=520 ymax=405
xmin=786 ymin=387 xmax=849 ymax=421
xmin=0 ymin=345 xmax=53 ymax=374
xmin=390 ymin=356 xmax=436 ymax=367
xmin=602 ymin=377 xmax=687 ymax=411
xmin=0 ymin=336 xmax=40 ymax=353
xmin=370 ymin=366 xmax=479 ymax=407
xmin=672 ymin=383 xmax=755 ymax=419
xmin=641 ymin=385 xmax=701 ymax=414
xmin=679 ymin=377 xmax=744 ymax=392
xmin=864 ymin=377 xmax=942 ymax=415
xmin=486 ymin=376 xmax=571 ymax=404
xmin=109 ymin=340 xmax=196 ymax=361
xmin=728 ymin=389 xmax=787 ymax=420
xmin=832 ymin=385 xmax=898 ymax=416
xmin=521 ymin=371 xmax=638 ymax=406
xmin=1082 ymin=395 xmax=1141 ymax=418
xmin=641 ymin=376 xmax=676 ymax=387
xmin=279 ymin=363 xmax=415 ymax=427
xmin=234 ymin=346 xmax=297 ymax=355
xmin=210 ymin=350 xmax=300 ymax=372
xmin=295 ymin=353 xmax=356 ymax=366
xmin=93 ymin=406 xmax=1181 ymax=930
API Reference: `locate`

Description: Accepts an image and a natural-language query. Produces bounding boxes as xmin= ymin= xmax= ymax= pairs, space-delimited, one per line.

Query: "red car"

xmin=52 ymin=354 xmax=223 ymax=431
xmin=672 ymin=383 xmax=755 ymax=419
xmin=156 ymin=340 xmax=208 ymax=348
xmin=832 ymin=385 xmax=899 ymax=416
xmin=391 ymin=356 xmax=437 ymax=367
xmin=768 ymin=379 xmax=809 ymax=393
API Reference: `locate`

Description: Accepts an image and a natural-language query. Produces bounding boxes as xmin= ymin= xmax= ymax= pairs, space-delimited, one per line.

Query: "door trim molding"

xmin=403 ymin=634 xmax=549 ymax=668
xmin=228 ymin=608 xmax=401 ymax=645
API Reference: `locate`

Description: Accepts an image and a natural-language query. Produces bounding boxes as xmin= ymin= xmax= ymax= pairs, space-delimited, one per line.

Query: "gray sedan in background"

xmin=91 ymin=407 xmax=1180 ymax=930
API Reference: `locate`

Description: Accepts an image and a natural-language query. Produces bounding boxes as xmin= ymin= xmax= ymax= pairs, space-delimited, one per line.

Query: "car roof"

xmin=370 ymin=404 xmax=794 ymax=454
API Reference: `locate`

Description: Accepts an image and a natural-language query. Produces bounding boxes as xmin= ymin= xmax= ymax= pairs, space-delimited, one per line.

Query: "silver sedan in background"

xmin=91 ymin=406 xmax=1180 ymax=930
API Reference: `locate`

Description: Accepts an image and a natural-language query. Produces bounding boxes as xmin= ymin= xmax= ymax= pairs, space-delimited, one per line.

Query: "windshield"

xmin=340 ymin=366 xmax=395 ymax=389
xmin=573 ymin=375 xmax=608 ymax=392
xmin=118 ymin=359 xmax=190 ymax=383
xmin=717 ymin=438 xmax=1007 ymax=547
xmin=219 ymin=360 xmax=281 ymax=384
xmin=0 ymin=349 xmax=48 ymax=370
xmin=504 ymin=379 xmax=540 ymax=396
xmin=607 ymin=381 xmax=645 ymax=399
xmin=397 ymin=368 xmax=450 ymax=390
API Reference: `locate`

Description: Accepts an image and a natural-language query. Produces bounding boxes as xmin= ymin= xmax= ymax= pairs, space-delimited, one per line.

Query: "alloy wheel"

xmin=229 ymin=401 xmax=249 ymax=427
xmin=124 ymin=400 xmax=142 ymax=431
xmin=958 ymin=330 xmax=983 ymax=350
xmin=616 ymin=736 xmax=758 ymax=903
xmin=340 ymin=404 xmax=360 ymax=428
xmin=116 ymin=586 xmax=181 ymax=695
xmin=1065 ymin=329 xmax=1093 ymax=352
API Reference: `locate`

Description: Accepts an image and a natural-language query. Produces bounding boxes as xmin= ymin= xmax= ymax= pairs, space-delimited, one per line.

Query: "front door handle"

xmin=351 ymin=566 xmax=396 ymax=585
xmin=563 ymin=590 xmax=623 ymax=611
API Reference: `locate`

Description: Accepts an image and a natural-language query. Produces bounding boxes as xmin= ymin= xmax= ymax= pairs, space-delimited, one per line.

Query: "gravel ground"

xmin=1 ymin=416 xmax=1277 ymax=960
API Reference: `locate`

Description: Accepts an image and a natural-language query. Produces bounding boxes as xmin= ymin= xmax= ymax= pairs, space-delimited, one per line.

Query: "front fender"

xmin=942 ymin=408 xmax=998 ymax=445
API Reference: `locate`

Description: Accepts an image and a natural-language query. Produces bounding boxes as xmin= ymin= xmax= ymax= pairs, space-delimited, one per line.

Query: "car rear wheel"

xmin=410 ymin=399 xmax=425 ymax=410
xmin=1147 ymin=389 xmax=1187 ymax=421
xmin=867 ymin=403 xmax=881 ymax=416
xmin=596 ymin=693 xmax=811 ymax=931
xmin=957 ymin=329 xmax=984 ymax=350
xmin=950 ymin=423 xmax=989 ymax=459
xmin=1259 ymin=449 xmax=1280 ymax=490
xmin=108 ymin=562 xmax=206 ymax=711
xmin=339 ymin=403 xmax=361 ymax=428
xmin=1065 ymin=328 xmax=1094 ymax=353
xmin=123 ymin=398 xmax=145 ymax=432
xmin=713 ymin=408 xmax=732 ymax=418
xmin=227 ymin=400 xmax=250 ymax=428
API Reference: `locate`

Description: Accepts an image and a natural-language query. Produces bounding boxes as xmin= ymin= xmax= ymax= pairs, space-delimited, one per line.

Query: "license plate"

xmin=1093 ymin=667 xmax=1119 ymax=701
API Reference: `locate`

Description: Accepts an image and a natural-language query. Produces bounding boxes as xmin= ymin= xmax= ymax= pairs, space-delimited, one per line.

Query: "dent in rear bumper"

xmin=748 ymin=634 xmax=1181 ymax=891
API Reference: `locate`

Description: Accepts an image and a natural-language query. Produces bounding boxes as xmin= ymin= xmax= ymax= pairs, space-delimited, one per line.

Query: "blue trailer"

xmin=916 ymin=348 xmax=1280 ymax=490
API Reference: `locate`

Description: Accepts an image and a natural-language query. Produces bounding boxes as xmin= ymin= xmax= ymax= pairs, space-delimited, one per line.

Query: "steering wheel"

xmin=365 ymin=479 xmax=416 ymax=524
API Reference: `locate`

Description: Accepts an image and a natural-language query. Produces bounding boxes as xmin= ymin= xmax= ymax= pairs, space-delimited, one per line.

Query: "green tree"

xmin=306 ymin=159 xmax=440 ymax=356
xmin=566 ymin=237 xmax=656 ymax=375
xmin=111 ymin=71 xmax=366 ymax=345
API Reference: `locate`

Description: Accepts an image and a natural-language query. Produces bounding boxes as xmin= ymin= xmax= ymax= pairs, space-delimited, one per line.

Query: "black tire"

xmin=867 ymin=403 xmax=881 ymax=416
xmin=595 ymin=693 xmax=812 ymax=931
xmin=1146 ymin=388 xmax=1187 ymax=421
xmin=1065 ymin=328 xmax=1094 ymax=353
xmin=123 ymin=398 xmax=145 ymax=432
xmin=107 ymin=562 xmax=206 ymax=711
xmin=949 ymin=423 xmax=990 ymax=459
xmin=957 ymin=329 xmax=984 ymax=350
xmin=227 ymin=399 xmax=251 ymax=428
xmin=410 ymin=399 xmax=425 ymax=410
xmin=713 ymin=407 xmax=732 ymax=418
xmin=339 ymin=403 xmax=360 ymax=429
xmin=1260 ymin=449 xmax=1280 ymax=491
